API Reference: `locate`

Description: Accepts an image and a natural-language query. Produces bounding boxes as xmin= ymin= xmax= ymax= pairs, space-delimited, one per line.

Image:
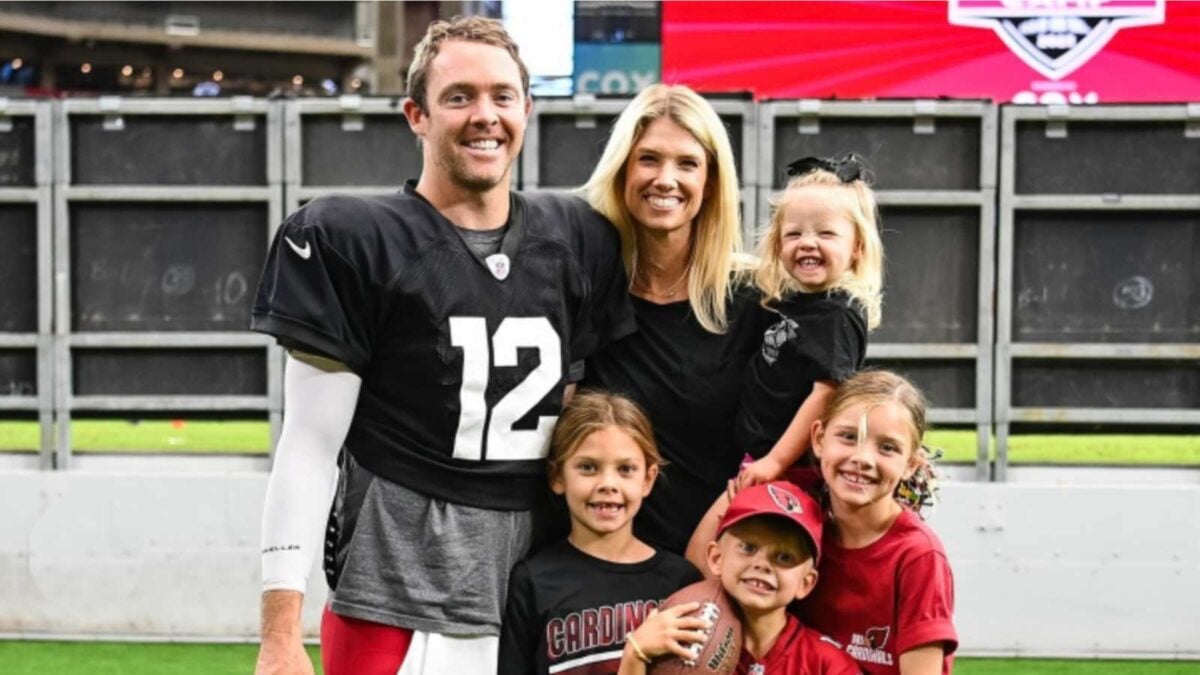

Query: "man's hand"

xmin=255 ymin=590 xmax=313 ymax=675
xmin=255 ymin=634 xmax=313 ymax=675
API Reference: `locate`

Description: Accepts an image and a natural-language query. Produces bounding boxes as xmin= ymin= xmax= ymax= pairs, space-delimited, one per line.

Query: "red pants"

xmin=321 ymin=604 xmax=413 ymax=675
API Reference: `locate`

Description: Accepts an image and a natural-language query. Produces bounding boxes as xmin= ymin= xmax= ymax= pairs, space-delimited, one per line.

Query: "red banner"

xmin=661 ymin=0 xmax=1200 ymax=103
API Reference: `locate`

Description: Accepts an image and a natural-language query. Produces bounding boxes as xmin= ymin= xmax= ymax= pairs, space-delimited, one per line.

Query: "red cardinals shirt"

xmin=800 ymin=509 xmax=957 ymax=675
xmin=737 ymin=615 xmax=861 ymax=675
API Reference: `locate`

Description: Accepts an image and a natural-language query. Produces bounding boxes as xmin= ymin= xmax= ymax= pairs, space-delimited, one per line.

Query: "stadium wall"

xmin=0 ymin=467 xmax=1197 ymax=659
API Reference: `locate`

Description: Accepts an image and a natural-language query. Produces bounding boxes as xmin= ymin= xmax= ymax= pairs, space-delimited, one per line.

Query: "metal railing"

xmin=758 ymin=100 xmax=999 ymax=479
xmin=994 ymin=104 xmax=1200 ymax=480
xmin=0 ymin=98 xmax=53 ymax=467
xmin=51 ymin=97 xmax=283 ymax=468
xmin=1 ymin=97 xmax=1193 ymax=482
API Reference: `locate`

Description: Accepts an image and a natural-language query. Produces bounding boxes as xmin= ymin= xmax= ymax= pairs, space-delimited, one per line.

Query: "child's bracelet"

xmin=626 ymin=634 xmax=651 ymax=664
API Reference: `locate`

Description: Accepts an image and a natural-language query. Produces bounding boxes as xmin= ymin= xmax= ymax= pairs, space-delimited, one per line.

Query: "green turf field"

xmin=0 ymin=641 xmax=320 ymax=674
xmin=925 ymin=429 xmax=1200 ymax=466
xmin=0 ymin=641 xmax=1198 ymax=674
xmin=0 ymin=420 xmax=270 ymax=454
xmin=2 ymin=420 xmax=1198 ymax=466
xmin=957 ymin=660 xmax=1200 ymax=674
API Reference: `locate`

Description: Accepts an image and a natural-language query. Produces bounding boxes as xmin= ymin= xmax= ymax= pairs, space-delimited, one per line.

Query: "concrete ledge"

xmin=1 ymin=470 xmax=1197 ymax=658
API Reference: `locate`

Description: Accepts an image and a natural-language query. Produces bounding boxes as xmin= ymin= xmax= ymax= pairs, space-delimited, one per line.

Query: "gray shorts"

xmin=328 ymin=460 xmax=534 ymax=636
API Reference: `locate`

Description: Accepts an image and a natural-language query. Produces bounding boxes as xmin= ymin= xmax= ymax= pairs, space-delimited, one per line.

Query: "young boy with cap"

xmin=707 ymin=481 xmax=860 ymax=674
xmin=618 ymin=481 xmax=859 ymax=674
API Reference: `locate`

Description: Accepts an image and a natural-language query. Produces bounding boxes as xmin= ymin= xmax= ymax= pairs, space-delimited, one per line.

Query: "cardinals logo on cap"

xmin=767 ymin=483 xmax=803 ymax=515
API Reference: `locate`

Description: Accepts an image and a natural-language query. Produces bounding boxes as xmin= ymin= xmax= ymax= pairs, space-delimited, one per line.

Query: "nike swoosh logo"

xmin=284 ymin=236 xmax=311 ymax=260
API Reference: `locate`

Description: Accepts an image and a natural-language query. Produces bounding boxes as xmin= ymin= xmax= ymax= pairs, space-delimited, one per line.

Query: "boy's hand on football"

xmin=628 ymin=603 xmax=711 ymax=661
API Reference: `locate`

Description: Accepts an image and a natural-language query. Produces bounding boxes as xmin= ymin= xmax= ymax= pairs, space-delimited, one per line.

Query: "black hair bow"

xmin=785 ymin=153 xmax=870 ymax=183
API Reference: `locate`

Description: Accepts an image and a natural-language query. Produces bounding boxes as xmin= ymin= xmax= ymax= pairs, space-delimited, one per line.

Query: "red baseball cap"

xmin=717 ymin=481 xmax=824 ymax=564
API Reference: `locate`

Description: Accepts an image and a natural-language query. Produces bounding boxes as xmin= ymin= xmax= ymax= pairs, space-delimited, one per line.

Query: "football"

xmin=648 ymin=578 xmax=743 ymax=675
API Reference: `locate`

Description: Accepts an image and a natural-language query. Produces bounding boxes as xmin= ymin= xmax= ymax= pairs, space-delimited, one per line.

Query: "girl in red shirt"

xmin=801 ymin=370 xmax=957 ymax=675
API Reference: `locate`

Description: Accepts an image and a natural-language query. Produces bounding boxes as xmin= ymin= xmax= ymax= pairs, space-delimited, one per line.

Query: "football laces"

xmin=682 ymin=601 xmax=721 ymax=666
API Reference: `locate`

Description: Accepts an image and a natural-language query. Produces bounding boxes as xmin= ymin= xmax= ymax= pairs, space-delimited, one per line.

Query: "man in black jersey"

xmin=251 ymin=16 xmax=633 ymax=675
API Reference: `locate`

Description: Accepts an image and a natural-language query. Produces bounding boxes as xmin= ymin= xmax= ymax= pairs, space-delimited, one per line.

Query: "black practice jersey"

xmin=251 ymin=183 xmax=634 ymax=510
xmin=499 ymin=540 xmax=701 ymax=675
xmin=736 ymin=290 xmax=868 ymax=458
xmin=583 ymin=281 xmax=773 ymax=554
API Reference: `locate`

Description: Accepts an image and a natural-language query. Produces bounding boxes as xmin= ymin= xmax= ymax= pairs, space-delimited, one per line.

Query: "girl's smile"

xmin=778 ymin=185 xmax=860 ymax=293
xmin=552 ymin=426 xmax=658 ymax=542
xmin=813 ymin=400 xmax=919 ymax=516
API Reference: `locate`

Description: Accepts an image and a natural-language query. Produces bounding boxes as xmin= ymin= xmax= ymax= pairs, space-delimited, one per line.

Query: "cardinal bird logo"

xmin=865 ymin=626 xmax=891 ymax=650
xmin=767 ymin=483 xmax=803 ymax=515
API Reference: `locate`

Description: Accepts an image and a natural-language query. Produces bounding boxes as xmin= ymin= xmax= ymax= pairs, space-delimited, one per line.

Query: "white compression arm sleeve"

xmin=261 ymin=354 xmax=362 ymax=592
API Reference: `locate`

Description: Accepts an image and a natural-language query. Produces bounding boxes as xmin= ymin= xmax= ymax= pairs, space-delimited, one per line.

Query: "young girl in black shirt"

xmin=686 ymin=154 xmax=885 ymax=564
xmin=499 ymin=392 xmax=700 ymax=674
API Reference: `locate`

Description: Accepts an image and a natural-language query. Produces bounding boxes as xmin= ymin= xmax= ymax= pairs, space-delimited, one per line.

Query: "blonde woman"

xmin=581 ymin=84 xmax=771 ymax=554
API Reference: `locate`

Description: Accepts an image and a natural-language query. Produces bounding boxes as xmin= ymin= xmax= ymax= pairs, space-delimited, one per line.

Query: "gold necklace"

xmin=635 ymin=264 xmax=690 ymax=298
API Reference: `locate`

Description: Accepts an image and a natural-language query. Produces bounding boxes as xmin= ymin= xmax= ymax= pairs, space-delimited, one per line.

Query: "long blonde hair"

xmin=583 ymin=84 xmax=746 ymax=334
xmin=755 ymin=169 xmax=884 ymax=329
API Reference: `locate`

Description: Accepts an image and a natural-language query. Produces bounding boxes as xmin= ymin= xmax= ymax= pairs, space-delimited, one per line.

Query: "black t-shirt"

xmin=499 ymin=539 xmax=701 ymax=675
xmin=250 ymin=184 xmax=635 ymax=510
xmin=736 ymin=290 xmax=868 ymax=458
xmin=583 ymin=282 xmax=772 ymax=554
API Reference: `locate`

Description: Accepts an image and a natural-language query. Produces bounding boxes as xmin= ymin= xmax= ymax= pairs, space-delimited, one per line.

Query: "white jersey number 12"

xmin=449 ymin=316 xmax=561 ymax=461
